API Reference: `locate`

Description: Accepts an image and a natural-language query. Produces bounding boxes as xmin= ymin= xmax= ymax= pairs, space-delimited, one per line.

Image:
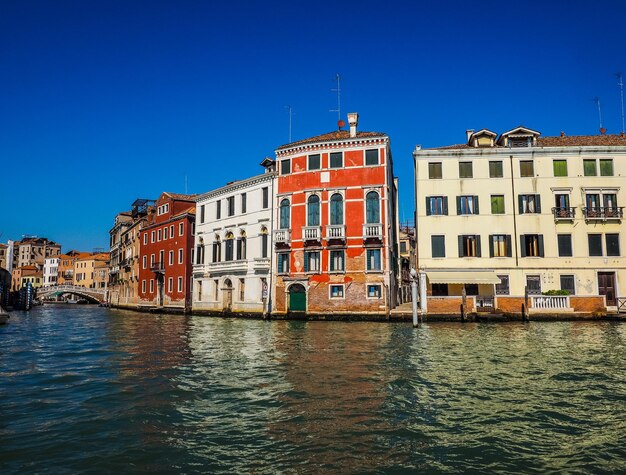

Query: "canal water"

xmin=1 ymin=306 xmax=624 ymax=474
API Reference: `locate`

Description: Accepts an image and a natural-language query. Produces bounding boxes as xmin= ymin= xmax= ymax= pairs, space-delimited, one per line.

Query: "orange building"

xmin=57 ymin=250 xmax=91 ymax=285
xmin=271 ymin=113 xmax=400 ymax=316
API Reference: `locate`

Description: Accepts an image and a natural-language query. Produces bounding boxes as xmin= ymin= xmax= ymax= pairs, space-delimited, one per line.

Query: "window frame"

xmin=557 ymin=234 xmax=573 ymax=257
xmin=329 ymin=152 xmax=343 ymax=169
xmin=308 ymin=154 xmax=321 ymax=170
xmin=365 ymin=149 xmax=379 ymax=166
xmin=428 ymin=162 xmax=442 ymax=179
xmin=426 ymin=196 xmax=448 ymax=216
xmin=553 ymin=159 xmax=568 ymax=177
xmin=519 ymin=160 xmax=534 ymax=177
xmin=489 ymin=161 xmax=503 ymax=178
xmin=560 ymin=275 xmax=576 ymax=295
xmin=459 ymin=161 xmax=473 ymax=178
xmin=431 ymin=235 xmax=445 ymax=258
xmin=329 ymin=284 xmax=345 ymax=299
xmin=491 ymin=195 xmax=505 ymax=214
xmin=329 ymin=249 xmax=345 ymax=273
xmin=280 ymin=159 xmax=291 ymax=175
xmin=367 ymin=284 xmax=382 ymax=299
xmin=588 ymin=233 xmax=603 ymax=257
xmin=366 ymin=249 xmax=382 ymax=272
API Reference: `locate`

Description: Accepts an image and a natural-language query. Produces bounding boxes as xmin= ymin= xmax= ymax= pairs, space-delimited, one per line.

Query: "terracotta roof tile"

xmin=276 ymin=130 xmax=387 ymax=150
xmin=426 ymin=133 xmax=626 ymax=150
xmin=163 ymin=192 xmax=200 ymax=201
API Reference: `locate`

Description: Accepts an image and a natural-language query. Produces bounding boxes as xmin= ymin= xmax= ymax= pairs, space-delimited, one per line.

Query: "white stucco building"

xmin=414 ymin=126 xmax=626 ymax=314
xmin=192 ymin=165 xmax=275 ymax=314
xmin=43 ymin=257 xmax=59 ymax=287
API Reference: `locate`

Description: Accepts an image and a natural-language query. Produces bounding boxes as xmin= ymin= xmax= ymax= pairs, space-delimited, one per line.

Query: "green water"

xmin=1 ymin=306 xmax=624 ymax=473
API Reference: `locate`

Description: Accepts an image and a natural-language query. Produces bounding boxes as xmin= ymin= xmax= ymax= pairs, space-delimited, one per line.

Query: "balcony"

xmin=531 ymin=295 xmax=572 ymax=311
xmin=552 ymin=207 xmax=576 ymax=221
xmin=583 ymin=207 xmax=624 ymax=221
xmin=363 ymin=223 xmax=383 ymax=240
xmin=150 ymin=262 xmax=165 ymax=273
xmin=120 ymin=258 xmax=131 ymax=270
xmin=302 ymin=226 xmax=322 ymax=242
xmin=273 ymin=229 xmax=291 ymax=245
xmin=207 ymin=259 xmax=249 ymax=274
xmin=326 ymin=225 xmax=346 ymax=240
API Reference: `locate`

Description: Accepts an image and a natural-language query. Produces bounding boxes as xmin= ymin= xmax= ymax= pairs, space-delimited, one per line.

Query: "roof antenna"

xmin=593 ymin=97 xmax=606 ymax=134
xmin=285 ymin=105 xmax=294 ymax=143
xmin=184 ymin=174 xmax=188 ymax=194
xmin=617 ymin=73 xmax=625 ymax=135
xmin=330 ymin=73 xmax=344 ymax=130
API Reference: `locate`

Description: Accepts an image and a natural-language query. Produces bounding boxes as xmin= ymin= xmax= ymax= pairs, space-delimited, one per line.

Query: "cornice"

xmin=276 ymin=136 xmax=388 ymax=157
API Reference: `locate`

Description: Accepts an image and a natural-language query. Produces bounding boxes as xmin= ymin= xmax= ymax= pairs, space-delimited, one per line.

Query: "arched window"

xmin=196 ymin=237 xmax=205 ymax=264
xmin=212 ymin=236 xmax=221 ymax=263
xmin=225 ymin=232 xmax=234 ymax=261
xmin=279 ymin=199 xmax=290 ymax=229
xmin=260 ymin=226 xmax=268 ymax=258
xmin=237 ymin=230 xmax=246 ymax=260
xmin=330 ymin=193 xmax=343 ymax=225
xmin=366 ymin=191 xmax=380 ymax=224
xmin=307 ymin=195 xmax=320 ymax=226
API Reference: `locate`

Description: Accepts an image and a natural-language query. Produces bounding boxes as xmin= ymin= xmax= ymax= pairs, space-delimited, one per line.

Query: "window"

xmin=431 ymin=235 xmax=445 ymax=258
xmin=241 ymin=193 xmax=246 ymax=214
xmin=366 ymin=249 xmax=382 ymax=271
xmin=330 ymin=152 xmax=343 ymax=168
xmin=142 ymin=280 xmax=146 ymax=293
xmin=365 ymin=191 xmax=380 ymax=223
xmin=464 ymin=284 xmax=479 ymax=296
xmin=260 ymin=229 xmax=268 ymax=258
xmin=553 ymin=159 xmax=568 ymax=177
xmin=459 ymin=161 xmax=473 ymax=178
xmin=428 ymin=162 xmax=442 ymax=179
xmin=150 ymin=254 xmax=155 ymax=266
xmin=262 ymin=187 xmax=269 ymax=209
xmin=178 ymin=277 xmax=183 ymax=292
xmin=606 ymin=234 xmax=620 ymax=256
xmin=330 ymin=285 xmax=344 ymax=298
xmin=279 ymin=199 xmax=290 ymax=229
xmin=164 ymin=227 xmax=168 ymax=240
xmin=520 ymin=160 xmax=534 ymax=177
xmin=600 ymin=159 xmax=614 ymax=176
xmin=554 ymin=193 xmax=571 ymax=214
xmin=330 ymin=193 xmax=344 ymax=225
xmin=557 ymin=234 xmax=573 ymax=257
xmin=367 ymin=285 xmax=382 ymax=298
xmin=143 ymin=233 xmax=147 ymax=245
xmin=426 ymin=196 xmax=448 ymax=216
xmin=307 ymin=195 xmax=320 ymax=226
xmin=170 ymin=225 xmax=174 ymax=238
xmin=178 ymin=248 xmax=183 ymax=264
xmin=149 ymin=280 xmax=154 ymax=293
xmin=225 ymin=234 xmax=234 ymax=261
xmin=212 ymin=239 xmax=221 ymax=262
xmin=457 ymin=195 xmax=479 ymax=215
xmin=365 ymin=149 xmax=379 ymax=166
xmin=216 ymin=200 xmax=221 ymax=219
xmin=458 ymin=235 xmax=481 ymax=257
xmin=308 ymin=154 xmax=320 ymax=170
xmin=214 ymin=279 xmax=219 ymax=300
xmin=281 ymin=159 xmax=291 ymax=175
xmin=277 ymin=253 xmax=290 ymax=274
xmin=329 ymin=250 xmax=345 ymax=272
xmin=519 ymin=194 xmax=541 ymax=214
xmin=200 ymin=205 xmax=205 ymax=223
xmin=168 ymin=277 xmax=173 ymax=293
xmin=400 ymin=241 xmax=407 ymax=253
xmin=197 ymin=280 xmax=202 ymax=301
xmin=588 ymin=234 xmax=603 ymax=256
xmin=239 ymin=279 xmax=245 ymax=301
xmin=520 ymin=234 xmax=544 ymax=257
xmin=179 ymin=223 xmax=184 ymax=236
xmin=526 ymin=275 xmax=541 ymax=294
xmin=560 ymin=275 xmax=576 ymax=295
xmin=304 ymin=251 xmax=320 ymax=273
xmin=489 ymin=161 xmax=503 ymax=178
xmin=432 ymin=284 xmax=448 ymax=296
xmin=491 ymin=195 xmax=505 ymax=214
xmin=496 ymin=275 xmax=509 ymax=295
xmin=151 ymin=231 xmax=155 ymax=243
xmin=236 ymin=236 xmax=246 ymax=260
xmin=490 ymin=235 xmax=511 ymax=257
xmin=142 ymin=256 xmax=147 ymax=269
xmin=227 ymin=196 xmax=235 ymax=217
xmin=583 ymin=159 xmax=597 ymax=176
xmin=157 ymin=229 xmax=162 ymax=241
xmin=169 ymin=250 xmax=174 ymax=265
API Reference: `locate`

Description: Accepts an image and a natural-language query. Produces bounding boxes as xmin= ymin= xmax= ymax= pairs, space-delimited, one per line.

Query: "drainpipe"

xmin=510 ymin=154 xmax=519 ymax=267
xmin=266 ymin=172 xmax=276 ymax=319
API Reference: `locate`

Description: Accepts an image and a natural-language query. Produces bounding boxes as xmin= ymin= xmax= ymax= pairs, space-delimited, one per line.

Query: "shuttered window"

xmin=606 ymin=234 xmax=620 ymax=256
xmin=491 ymin=195 xmax=505 ymax=214
xmin=431 ymin=235 xmax=445 ymax=258
xmin=600 ymin=159 xmax=614 ymax=176
xmin=489 ymin=161 xmax=503 ymax=178
xmin=365 ymin=149 xmax=379 ymax=165
xmin=308 ymin=154 xmax=320 ymax=170
xmin=428 ymin=162 xmax=442 ymax=179
xmin=279 ymin=199 xmax=290 ymax=229
xmin=459 ymin=161 xmax=473 ymax=178
xmin=330 ymin=194 xmax=343 ymax=225
xmin=304 ymin=251 xmax=320 ymax=273
xmin=520 ymin=160 xmax=534 ymax=177
xmin=457 ymin=195 xmax=479 ymax=215
xmin=366 ymin=191 xmax=380 ymax=223
xmin=330 ymin=152 xmax=343 ymax=168
xmin=588 ymin=234 xmax=603 ymax=256
xmin=519 ymin=194 xmax=541 ymax=214
xmin=560 ymin=275 xmax=576 ymax=295
xmin=557 ymin=234 xmax=573 ymax=257
xmin=329 ymin=250 xmax=345 ymax=272
xmin=307 ymin=195 xmax=320 ymax=226
xmin=277 ymin=253 xmax=290 ymax=273
xmin=583 ymin=159 xmax=597 ymax=176
xmin=458 ymin=235 xmax=481 ymax=257
xmin=426 ymin=196 xmax=448 ymax=216
xmin=520 ymin=234 xmax=544 ymax=257
xmin=366 ymin=249 xmax=381 ymax=271
xmin=553 ymin=160 xmax=568 ymax=177
xmin=490 ymin=235 xmax=511 ymax=257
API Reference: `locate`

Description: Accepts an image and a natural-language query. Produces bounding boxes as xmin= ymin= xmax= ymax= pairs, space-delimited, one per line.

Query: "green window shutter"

xmin=535 ymin=195 xmax=542 ymax=213
xmin=426 ymin=197 xmax=432 ymax=216
xmin=304 ymin=253 xmax=309 ymax=272
xmin=538 ymin=235 xmax=544 ymax=257
xmin=583 ymin=160 xmax=597 ymax=176
xmin=475 ymin=235 xmax=481 ymax=257
xmin=518 ymin=195 xmax=524 ymax=214
xmin=474 ymin=196 xmax=480 ymax=214
xmin=443 ymin=197 xmax=449 ymax=215
xmin=520 ymin=236 xmax=527 ymax=257
xmin=456 ymin=197 xmax=461 ymax=215
xmin=506 ymin=235 xmax=512 ymax=257
xmin=489 ymin=235 xmax=494 ymax=257
xmin=458 ymin=235 xmax=464 ymax=257
xmin=600 ymin=159 xmax=614 ymax=176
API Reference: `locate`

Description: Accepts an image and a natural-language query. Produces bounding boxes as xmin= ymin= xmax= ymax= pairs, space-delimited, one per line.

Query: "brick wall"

xmin=495 ymin=297 xmax=526 ymax=314
xmin=427 ymin=297 xmax=466 ymax=314
xmin=570 ymin=296 xmax=606 ymax=313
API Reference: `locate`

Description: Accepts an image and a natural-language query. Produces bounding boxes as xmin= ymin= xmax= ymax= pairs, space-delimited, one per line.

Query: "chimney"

xmin=347 ymin=112 xmax=359 ymax=138
xmin=560 ymin=131 xmax=565 ymax=137
xmin=465 ymin=129 xmax=474 ymax=142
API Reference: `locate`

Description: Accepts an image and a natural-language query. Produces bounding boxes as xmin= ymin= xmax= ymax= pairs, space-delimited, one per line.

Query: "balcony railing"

xmin=207 ymin=260 xmax=248 ymax=272
xmin=326 ymin=225 xmax=346 ymax=240
xmin=150 ymin=262 xmax=165 ymax=273
xmin=363 ymin=223 xmax=383 ymax=239
xmin=302 ymin=226 xmax=322 ymax=241
xmin=531 ymin=295 xmax=570 ymax=310
xmin=552 ymin=207 xmax=576 ymax=220
xmin=273 ymin=229 xmax=291 ymax=245
xmin=475 ymin=295 xmax=495 ymax=311
xmin=583 ymin=207 xmax=624 ymax=221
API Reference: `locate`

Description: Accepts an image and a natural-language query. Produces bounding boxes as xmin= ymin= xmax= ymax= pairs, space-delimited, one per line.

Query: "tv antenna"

xmin=617 ymin=72 xmax=625 ymax=134
xmin=593 ymin=97 xmax=604 ymax=132
xmin=330 ymin=74 xmax=341 ymax=124
xmin=184 ymin=174 xmax=188 ymax=194
xmin=285 ymin=105 xmax=294 ymax=143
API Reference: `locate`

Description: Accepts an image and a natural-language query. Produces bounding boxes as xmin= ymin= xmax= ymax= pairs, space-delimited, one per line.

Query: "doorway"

xmin=223 ymin=278 xmax=233 ymax=311
xmin=288 ymin=284 xmax=306 ymax=313
xmin=598 ymin=272 xmax=617 ymax=306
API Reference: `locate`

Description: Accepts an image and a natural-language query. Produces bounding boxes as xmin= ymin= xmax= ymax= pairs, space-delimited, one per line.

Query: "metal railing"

xmin=552 ymin=207 xmax=576 ymax=220
xmin=326 ymin=225 xmax=345 ymax=239
xmin=475 ymin=295 xmax=495 ymax=311
xmin=363 ymin=223 xmax=383 ymax=239
xmin=302 ymin=226 xmax=321 ymax=241
xmin=531 ymin=295 xmax=570 ymax=309
xmin=617 ymin=298 xmax=626 ymax=313
xmin=150 ymin=262 xmax=164 ymax=273
xmin=583 ymin=207 xmax=624 ymax=220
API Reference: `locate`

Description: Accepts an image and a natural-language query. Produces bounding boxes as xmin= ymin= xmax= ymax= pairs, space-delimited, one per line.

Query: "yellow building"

xmin=414 ymin=127 xmax=626 ymax=315
xmin=74 ymin=253 xmax=109 ymax=289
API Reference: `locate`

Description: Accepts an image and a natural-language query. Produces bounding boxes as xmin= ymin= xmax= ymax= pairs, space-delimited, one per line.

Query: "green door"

xmin=289 ymin=284 xmax=306 ymax=312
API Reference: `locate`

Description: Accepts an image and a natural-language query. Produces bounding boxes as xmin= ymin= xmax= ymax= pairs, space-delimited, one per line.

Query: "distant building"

xmin=74 ymin=253 xmax=109 ymax=289
xmin=0 ymin=243 xmax=7 ymax=270
xmin=57 ymin=251 xmax=91 ymax=286
xmin=271 ymin=113 xmax=400 ymax=316
xmin=138 ymin=192 xmax=197 ymax=312
xmin=398 ymin=224 xmax=416 ymax=303
xmin=16 ymin=265 xmax=42 ymax=290
xmin=193 ymin=167 xmax=275 ymax=315
xmin=43 ymin=257 xmax=59 ymax=287
xmin=14 ymin=237 xmax=61 ymax=270
xmin=413 ymin=126 xmax=626 ymax=315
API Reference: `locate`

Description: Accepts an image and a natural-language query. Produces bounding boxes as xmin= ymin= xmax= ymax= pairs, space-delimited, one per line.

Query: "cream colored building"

xmin=74 ymin=253 xmax=109 ymax=289
xmin=413 ymin=126 xmax=626 ymax=313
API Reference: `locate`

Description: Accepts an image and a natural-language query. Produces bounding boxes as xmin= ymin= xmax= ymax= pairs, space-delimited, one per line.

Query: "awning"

xmin=426 ymin=270 xmax=501 ymax=285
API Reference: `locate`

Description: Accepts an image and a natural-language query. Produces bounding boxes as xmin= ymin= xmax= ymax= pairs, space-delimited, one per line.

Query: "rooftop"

xmin=276 ymin=130 xmax=387 ymax=150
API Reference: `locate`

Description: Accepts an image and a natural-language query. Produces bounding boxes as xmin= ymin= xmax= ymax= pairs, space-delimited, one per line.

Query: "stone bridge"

xmin=37 ymin=285 xmax=106 ymax=303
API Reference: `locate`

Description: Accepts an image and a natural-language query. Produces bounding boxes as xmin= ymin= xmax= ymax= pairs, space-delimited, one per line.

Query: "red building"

xmin=272 ymin=113 xmax=399 ymax=316
xmin=138 ymin=192 xmax=197 ymax=312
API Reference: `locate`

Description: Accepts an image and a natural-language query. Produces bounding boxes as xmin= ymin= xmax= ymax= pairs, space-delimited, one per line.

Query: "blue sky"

xmin=2 ymin=0 xmax=626 ymax=251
